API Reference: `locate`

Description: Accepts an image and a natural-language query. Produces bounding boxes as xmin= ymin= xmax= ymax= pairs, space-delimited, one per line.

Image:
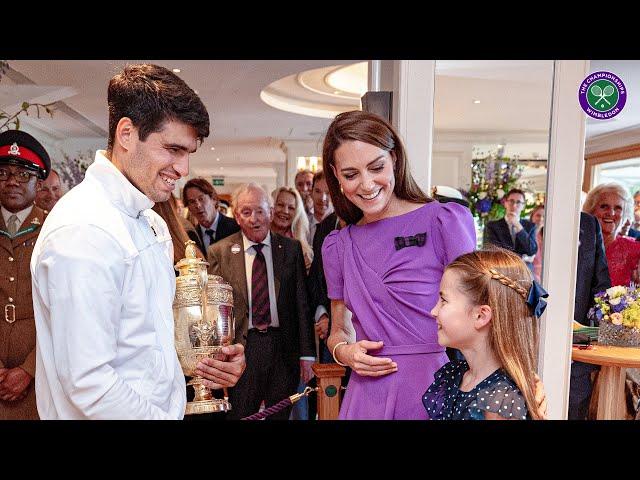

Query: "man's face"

xmin=311 ymin=177 xmax=332 ymax=220
xmin=35 ymin=171 xmax=63 ymax=211
xmin=503 ymin=193 xmax=526 ymax=216
xmin=234 ymin=188 xmax=273 ymax=243
xmin=295 ymin=172 xmax=313 ymax=200
xmin=120 ymin=119 xmax=198 ymax=203
xmin=0 ymin=164 xmax=38 ymax=213
xmin=184 ymin=186 xmax=218 ymax=227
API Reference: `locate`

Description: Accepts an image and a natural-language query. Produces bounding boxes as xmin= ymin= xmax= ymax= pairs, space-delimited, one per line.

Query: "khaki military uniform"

xmin=0 ymin=206 xmax=46 ymax=419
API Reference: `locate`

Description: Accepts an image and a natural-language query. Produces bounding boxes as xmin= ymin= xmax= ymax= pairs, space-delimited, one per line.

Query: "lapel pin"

xmin=31 ymin=217 xmax=40 ymax=225
xmin=231 ymin=243 xmax=241 ymax=254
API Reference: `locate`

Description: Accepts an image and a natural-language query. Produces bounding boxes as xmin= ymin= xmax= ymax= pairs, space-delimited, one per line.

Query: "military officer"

xmin=0 ymin=129 xmax=50 ymax=419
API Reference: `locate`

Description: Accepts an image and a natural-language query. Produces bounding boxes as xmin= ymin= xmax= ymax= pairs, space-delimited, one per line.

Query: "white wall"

xmin=431 ymin=132 xmax=550 ymax=192
xmin=282 ymin=139 xmax=323 ymax=187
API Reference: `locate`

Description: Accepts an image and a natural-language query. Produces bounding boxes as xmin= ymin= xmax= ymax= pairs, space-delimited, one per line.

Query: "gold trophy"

xmin=173 ymin=240 xmax=234 ymax=415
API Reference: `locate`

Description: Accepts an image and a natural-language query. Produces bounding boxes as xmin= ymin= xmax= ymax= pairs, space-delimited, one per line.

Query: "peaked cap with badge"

xmin=0 ymin=129 xmax=51 ymax=180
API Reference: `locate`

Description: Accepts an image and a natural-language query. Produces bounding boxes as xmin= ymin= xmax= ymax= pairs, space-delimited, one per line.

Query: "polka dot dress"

xmin=422 ymin=360 xmax=530 ymax=420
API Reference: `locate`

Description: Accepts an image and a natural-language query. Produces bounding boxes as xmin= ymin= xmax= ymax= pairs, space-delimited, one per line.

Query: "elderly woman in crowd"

xmin=583 ymin=183 xmax=640 ymax=418
xmin=583 ymin=183 xmax=640 ymax=287
xmin=271 ymin=186 xmax=314 ymax=272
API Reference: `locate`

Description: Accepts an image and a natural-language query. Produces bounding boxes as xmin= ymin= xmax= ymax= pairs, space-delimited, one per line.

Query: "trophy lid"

xmin=175 ymin=240 xmax=209 ymax=276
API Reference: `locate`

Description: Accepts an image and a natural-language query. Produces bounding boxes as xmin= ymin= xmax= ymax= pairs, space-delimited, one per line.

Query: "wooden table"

xmin=572 ymin=344 xmax=640 ymax=419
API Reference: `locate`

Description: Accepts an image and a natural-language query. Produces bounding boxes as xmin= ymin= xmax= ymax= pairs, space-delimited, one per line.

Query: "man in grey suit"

xmin=207 ymin=183 xmax=315 ymax=420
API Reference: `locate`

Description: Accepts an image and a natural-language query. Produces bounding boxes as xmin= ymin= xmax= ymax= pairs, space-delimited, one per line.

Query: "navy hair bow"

xmin=394 ymin=233 xmax=426 ymax=251
xmin=526 ymin=280 xmax=549 ymax=318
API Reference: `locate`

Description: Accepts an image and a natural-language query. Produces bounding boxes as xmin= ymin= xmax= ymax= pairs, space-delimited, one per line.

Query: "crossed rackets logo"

xmin=587 ymin=80 xmax=619 ymax=112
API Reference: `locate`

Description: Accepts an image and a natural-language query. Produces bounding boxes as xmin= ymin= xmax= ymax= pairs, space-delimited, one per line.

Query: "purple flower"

xmin=476 ymin=198 xmax=492 ymax=214
xmin=611 ymin=301 xmax=627 ymax=313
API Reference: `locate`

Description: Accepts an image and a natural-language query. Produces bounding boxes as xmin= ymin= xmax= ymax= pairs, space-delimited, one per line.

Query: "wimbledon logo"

xmin=578 ymin=71 xmax=627 ymax=120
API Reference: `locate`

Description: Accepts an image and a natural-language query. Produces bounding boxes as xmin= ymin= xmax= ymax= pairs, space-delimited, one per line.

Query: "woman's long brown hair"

xmin=152 ymin=195 xmax=203 ymax=264
xmin=322 ymin=110 xmax=432 ymax=225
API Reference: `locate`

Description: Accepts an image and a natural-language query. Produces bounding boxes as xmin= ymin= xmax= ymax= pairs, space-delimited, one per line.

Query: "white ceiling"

xmin=3 ymin=59 xmax=639 ymax=184
xmin=3 ymin=60 xmax=355 ymax=175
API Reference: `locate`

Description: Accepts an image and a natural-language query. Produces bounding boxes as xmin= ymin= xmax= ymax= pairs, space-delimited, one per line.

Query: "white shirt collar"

xmin=2 ymin=204 xmax=34 ymax=227
xmin=85 ymin=150 xmax=154 ymax=218
xmin=241 ymin=231 xmax=271 ymax=252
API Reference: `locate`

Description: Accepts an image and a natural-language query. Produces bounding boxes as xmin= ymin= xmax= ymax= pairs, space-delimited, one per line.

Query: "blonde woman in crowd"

xmin=271 ymin=186 xmax=314 ymax=272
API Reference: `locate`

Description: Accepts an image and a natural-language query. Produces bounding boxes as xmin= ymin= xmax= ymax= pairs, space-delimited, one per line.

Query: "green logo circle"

xmin=325 ymin=385 xmax=338 ymax=397
xmin=586 ymin=79 xmax=619 ymax=112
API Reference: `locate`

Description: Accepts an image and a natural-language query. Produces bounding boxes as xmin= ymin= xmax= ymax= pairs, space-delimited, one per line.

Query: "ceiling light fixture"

xmin=211 ymin=147 xmax=215 ymax=151
xmin=473 ymin=99 xmax=481 ymax=104
xmin=172 ymin=68 xmax=181 ymax=73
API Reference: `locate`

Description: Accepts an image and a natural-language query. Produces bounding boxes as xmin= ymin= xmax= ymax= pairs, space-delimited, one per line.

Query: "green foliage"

xmin=0 ymin=60 xmax=56 ymax=132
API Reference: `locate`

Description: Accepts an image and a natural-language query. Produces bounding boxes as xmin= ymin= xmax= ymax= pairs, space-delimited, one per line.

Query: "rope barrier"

xmin=242 ymin=386 xmax=317 ymax=420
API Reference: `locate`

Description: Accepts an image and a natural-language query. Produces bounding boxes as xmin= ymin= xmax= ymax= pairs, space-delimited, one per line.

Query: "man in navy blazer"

xmin=182 ymin=178 xmax=240 ymax=256
xmin=485 ymin=188 xmax=538 ymax=270
xmin=569 ymin=211 xmax=611 ymax=419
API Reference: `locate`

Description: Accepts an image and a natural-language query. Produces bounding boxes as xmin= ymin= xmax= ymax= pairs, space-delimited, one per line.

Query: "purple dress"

xmin=322 ymin=201 xmax=476 ymax=419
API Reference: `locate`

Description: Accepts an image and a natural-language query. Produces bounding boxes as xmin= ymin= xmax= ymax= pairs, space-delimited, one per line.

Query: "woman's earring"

xmin=340 ymin=184 xmax=344 ymax=195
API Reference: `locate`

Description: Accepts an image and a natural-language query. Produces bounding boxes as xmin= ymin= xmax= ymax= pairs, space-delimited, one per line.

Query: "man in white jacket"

xmin=30 ymin=64 xmax=245 ymax=419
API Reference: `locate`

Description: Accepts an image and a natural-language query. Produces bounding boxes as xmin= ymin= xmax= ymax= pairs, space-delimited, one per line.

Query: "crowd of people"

xmin=2 ymin=62 xmax=639 ymax=421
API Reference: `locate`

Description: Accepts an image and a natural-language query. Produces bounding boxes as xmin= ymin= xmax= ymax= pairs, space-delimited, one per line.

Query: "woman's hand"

xmin=315 ymin=315 xmax=330 ymax=339
xmin=335 ymin=340 xmax=398 ymax=377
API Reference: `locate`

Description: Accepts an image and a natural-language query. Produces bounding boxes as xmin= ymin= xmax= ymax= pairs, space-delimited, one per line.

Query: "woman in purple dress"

xmin=322 ymin=111 xmax=476 ymax=419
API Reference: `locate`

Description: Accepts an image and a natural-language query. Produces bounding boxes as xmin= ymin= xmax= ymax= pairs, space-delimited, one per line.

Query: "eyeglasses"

xmin=505 ymin=199 xmax=525 ymax=206
xmin=0 ymin=168 xmax=38 ymax=183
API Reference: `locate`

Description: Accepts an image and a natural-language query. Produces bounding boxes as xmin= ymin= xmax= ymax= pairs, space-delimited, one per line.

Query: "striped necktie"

xmin=251 ymin=243 xmax=271 ymax=329
xmin=7 ymin=214 xmax=19 ymax=236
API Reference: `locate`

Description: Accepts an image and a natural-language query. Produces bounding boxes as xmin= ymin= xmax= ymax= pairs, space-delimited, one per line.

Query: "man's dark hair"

xmin=107 ymin=64 xmax=209 ymax=153
xmin=505 ymin=188 xmax=526 ymax=200
xmin=311 ymin=169 xmax=325 ymax=189
xmin=182 ymin=177 xmax=217 ymax=204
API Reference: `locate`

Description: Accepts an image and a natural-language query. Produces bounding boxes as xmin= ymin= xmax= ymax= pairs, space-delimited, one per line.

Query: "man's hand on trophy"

xmin=195 ymin=344 xmax=246 ymax=389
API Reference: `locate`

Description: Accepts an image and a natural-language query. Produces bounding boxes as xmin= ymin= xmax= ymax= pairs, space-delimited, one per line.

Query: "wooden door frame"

xmin=583 ymin=143 xmax=640 ymax=192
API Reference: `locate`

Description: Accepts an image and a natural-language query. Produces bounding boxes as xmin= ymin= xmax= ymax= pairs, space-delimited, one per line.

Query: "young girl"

xmin=422 ymin=249 xmax=547 ymax=420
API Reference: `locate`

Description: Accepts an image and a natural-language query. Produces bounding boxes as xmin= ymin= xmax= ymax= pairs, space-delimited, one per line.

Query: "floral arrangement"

xmin=55 ymin=150 xmax=94 ymax=190
xmin=461 ymin=149 xmax=526 ymax=223
xmin=589 ymin=285 xmax=640 ymax=328
xmin=589 ymin=285 xmax=640 ymax=347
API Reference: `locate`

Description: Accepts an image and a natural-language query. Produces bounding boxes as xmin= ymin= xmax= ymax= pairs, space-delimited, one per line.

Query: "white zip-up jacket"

xmin=30 ymin=151 xmax=185 ymax=419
